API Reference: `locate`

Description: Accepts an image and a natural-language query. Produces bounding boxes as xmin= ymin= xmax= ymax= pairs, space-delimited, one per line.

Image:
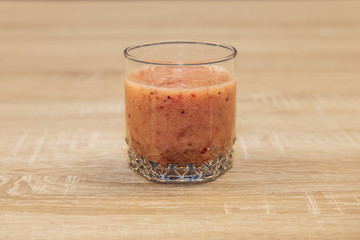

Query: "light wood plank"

xmin=0 ymin=1 xmax=360 ymax=239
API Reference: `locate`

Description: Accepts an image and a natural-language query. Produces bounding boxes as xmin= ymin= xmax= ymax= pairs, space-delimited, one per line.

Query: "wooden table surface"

xmin=1 ymin=1 xmax=360 ymax=239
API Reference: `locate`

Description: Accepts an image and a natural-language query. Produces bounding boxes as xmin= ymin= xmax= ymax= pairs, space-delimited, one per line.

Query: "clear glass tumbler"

xmin=124 ymin=41 xmax=237 ymax=183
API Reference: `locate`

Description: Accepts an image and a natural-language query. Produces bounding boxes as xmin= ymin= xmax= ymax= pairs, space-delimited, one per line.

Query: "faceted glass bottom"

xmin=128 ymin=147 xmax=233 ymax=183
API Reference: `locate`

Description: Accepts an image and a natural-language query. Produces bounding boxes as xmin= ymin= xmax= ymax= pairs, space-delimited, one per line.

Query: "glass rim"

xmin=124 ymin=40 xmax=237 ymax=66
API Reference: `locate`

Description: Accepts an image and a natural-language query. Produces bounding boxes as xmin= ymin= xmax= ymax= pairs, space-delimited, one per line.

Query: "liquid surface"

xmin=125 ymin=66 xmax=236 ymax=167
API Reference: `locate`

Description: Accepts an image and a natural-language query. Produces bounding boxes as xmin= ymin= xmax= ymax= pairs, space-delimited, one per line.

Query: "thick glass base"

xmin=128 ymin=148 xmax=233 ymax=183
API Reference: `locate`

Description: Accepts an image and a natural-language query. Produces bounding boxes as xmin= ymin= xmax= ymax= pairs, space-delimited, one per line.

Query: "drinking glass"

xmin=124 ymin=40 xmax=237 ymax=183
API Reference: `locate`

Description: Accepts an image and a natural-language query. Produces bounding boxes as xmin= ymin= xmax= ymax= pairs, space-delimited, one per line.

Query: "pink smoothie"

xmin=125 ymin=66 xmax=236 ymax=167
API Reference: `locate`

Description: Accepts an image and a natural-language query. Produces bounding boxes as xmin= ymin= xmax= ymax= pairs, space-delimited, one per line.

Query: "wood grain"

xmin=1 ymin=1 xmax=360 ymax=239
